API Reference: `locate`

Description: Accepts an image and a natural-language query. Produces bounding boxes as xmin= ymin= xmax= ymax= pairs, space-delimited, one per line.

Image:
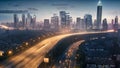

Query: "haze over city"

xmin=0 ymin=0 xmax=120 ymax=22
xmin=0 ymin=0 xmax=120 ymax=68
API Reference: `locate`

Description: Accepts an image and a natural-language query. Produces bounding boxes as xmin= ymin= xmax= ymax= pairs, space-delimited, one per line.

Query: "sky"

xmin=0 ymin=0 xmax=120 ymax=23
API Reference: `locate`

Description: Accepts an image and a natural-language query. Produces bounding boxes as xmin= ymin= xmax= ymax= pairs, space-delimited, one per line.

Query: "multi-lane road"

xmin=0 ymin=31 xmax=114 ymax=68
xmin=52 ymin=40 xmax=84 ymax=68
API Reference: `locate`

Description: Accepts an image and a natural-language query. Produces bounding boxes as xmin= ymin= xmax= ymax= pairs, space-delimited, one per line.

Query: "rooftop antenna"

xmin=97 ymin=0 xmax=102 ymax=6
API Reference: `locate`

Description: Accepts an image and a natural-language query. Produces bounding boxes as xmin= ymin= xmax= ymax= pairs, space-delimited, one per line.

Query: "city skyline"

xmin=0 ymin=1 xmax=120 ymax=68
xmin=0 ymin=0 xmax=120 ymax=23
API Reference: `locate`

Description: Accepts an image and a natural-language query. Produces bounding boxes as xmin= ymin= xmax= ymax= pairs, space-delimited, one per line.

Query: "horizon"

xmin=0 ymin=0 xmax=120 ymax=23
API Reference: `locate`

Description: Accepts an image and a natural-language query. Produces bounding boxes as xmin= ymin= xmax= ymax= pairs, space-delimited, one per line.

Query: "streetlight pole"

xmin=44 ymin=57 xmax=49 ymax=68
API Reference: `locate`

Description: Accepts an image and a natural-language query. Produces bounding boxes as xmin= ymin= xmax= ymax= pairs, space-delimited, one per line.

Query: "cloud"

xmin=13 ymin=4 xmax=20 ymax=7
xmin=28 ymin=8 xmax=38 ymax=11
xmin=0 ymin=10 xmax=28 ymax=13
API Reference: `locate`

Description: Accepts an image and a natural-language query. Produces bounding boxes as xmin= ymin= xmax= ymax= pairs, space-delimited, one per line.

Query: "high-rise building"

xmin=66 ymin=15 xmax=72 ymax=28
xmin=81 ymin=19 xmax=85 ymax=30
xmin=22 ymin=14 xmax=26 ymax=28
xmin=30 ymin=15 xmax=36 ymax=29
xmin=76 ymin=17 xmax=84 ymax=30
xmin=96 ymin=0 xmax=102 ymax=29
xmin=114 ymin=16 xmax=119 ymax=30
xmin=76 ymin=17 xmax=81 ymax=29
xmin=93 ymin=19 xmax=97 ymax=29
xmin=60 ymin=11 xmax=66 ymax=28
xmin=51 ymin=14 xmax=59 ymax=30
xmin=84 ymin=14 xmax=93 ymax=30
xmin=44 ymin=19 xmax=50 ymax=30
xmin=115 ymin=16 xmax=118 ymax=24
xmin=27 ymin=13 xmax=31 ymax=27
xmin=60 ymin=11 xmax=71 ymax=28
xmin=14 ymin=14 xmax=19 ymax=28
xmin=102 ymin=18 xmax=108 ymax=30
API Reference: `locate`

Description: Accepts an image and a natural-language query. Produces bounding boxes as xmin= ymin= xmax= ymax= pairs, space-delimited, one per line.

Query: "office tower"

xmin=26 ymin=13 xmax=31 ymax=27
xmin=44 ymin=19 xmax=50 ymax=30
xmin=81 ymin=19 xmax=85 ymax=30
xmin=51 ymin=14 xmax=59 ymax=30
xmin=22 ymin=14 xmax=26 ymax=28
xmin=102 ymin=18 xmax=108 ymax=30
xmin=115 ymin=16 xmax=118 ymax=25
xmin=30 ymin=15 xmax=36 ymax=29
xmin=93 ymin=19 xmax=97 ymax=29
xmin=114 ymin=16 xmax=119 ymax=30
xmin=111 ymin=19 xmax=114 ymax=29
xmin=96 ymin=0 xmax=102 ymax=29
xmin=14 ymin=14 xmax=19 ymax=28
xmin=60 ymin=11 xmax=66 ymax=28
xmin=76 ymin=17 xmax=85 ymax=30
xmin=84 ymin=14 xmax=93 ymax=30
xmin=76 ymin=17 xmax=81 ymax=29
xmin=60 ymin=11 xmax=70 ymax=28
xmin=66 ymin=15 xmax=72 ymax=28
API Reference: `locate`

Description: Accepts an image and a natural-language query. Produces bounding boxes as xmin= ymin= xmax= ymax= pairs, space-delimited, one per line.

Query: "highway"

xmin=52 ymin=40 xmax=84 ymax=68
xmin=0 ymin=31 xmax=114 ymax=68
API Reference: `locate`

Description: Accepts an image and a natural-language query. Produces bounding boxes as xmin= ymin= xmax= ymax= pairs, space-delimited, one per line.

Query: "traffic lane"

xmin=53 ymin=40 xmax=84 ymax=68
xmin=0 ymin=31 xmax=113 ymax=68
xmin=0 ymin=34 xmax=71 ymax=68
xmin=1 ymin=41 xmax=50 ymax=67
xmin=16 ymin=40 xmax=57 ymax=68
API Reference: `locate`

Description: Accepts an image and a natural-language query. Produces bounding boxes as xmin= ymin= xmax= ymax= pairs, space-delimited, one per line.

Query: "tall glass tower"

xmin=84 ymin=14 xmax=93 ymax=30
xmin=14 ymin=14 xmax=19 ymax=28
xmin=96 ymin=0 xmax=102 ymax=29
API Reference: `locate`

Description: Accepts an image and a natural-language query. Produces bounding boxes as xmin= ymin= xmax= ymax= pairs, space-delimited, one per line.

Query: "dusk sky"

xmin=0 ymin=0 xmax=120 ymax=23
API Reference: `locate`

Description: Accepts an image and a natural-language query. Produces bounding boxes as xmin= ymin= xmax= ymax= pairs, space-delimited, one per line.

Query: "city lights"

xmin=25 ymin=42 xmax=29 ymax=46
xmin=44 ymin=58 xmax=49 ymax=63
xmin=8 ymin=50 xmax=13 ymax=55
xmin=0 ymin=51 xmax=4 ymax=56
xmin=0 ymin=0 xmax=120 ymax=68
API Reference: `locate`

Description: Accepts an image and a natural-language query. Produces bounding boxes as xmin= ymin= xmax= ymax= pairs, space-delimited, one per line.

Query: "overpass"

xmin=0 ymin=31 xmax=116 ymax=68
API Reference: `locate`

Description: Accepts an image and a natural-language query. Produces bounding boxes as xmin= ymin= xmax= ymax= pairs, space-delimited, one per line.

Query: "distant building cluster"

xmin=13 ymin=13 xmax=36 ymax=30
xmin=0 ymin=0 xmax=119 ymax=32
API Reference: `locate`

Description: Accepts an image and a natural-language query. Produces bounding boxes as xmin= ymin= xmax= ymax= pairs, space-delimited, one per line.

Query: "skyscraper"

xmin=60 ymin=11 xmax=66 ymax=28
xmin=66 ymin=15 xmax=72 ymax=28
xmin=111 ymin=19 xmax=114 ymax=30
xmin=114 ymin=16 xmax=119 ymax=30
xmin=44 ymin=19 xmax=50 ymax=30
xmin=22 ymin=14 xmax=26 ymax=28
xmin=60 ymin=11 xmax=71 ymax=28
xmin=84 ymin=14 xmax=93 ymax=30
xmin=27 ymin=13 xmax=31 ymax=27
xmin=14 ymin=14 xmax=19 ymax=28
xmin=102 ymin=18 xmax=108 ymax=30
xmin=76 ymin=17 xmax=81 ymax=29
xmin=96 ymin=0 xmax=102 ymax=29
xmin=76 ymin=17 xmax=84 ymax=30
xmin=51 ymin=14 xmax=59 ymax=30
xmin=115 ymin=16 xmax=118 ymax=24
xmin=30 ymin=15 xmax=36 ymax=29
xmin=81 ymin=19 xmax=85 ymax=30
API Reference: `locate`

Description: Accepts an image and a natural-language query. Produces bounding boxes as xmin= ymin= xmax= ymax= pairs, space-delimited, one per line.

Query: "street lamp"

xmin=44 ymin=57 xmax=49 ymax=68
xmin=25 ymin=42 xmax=29 ymax=46
xmin=0 ymin=51 xmax=4 ymax=56
xmin=8 ymin=50 xmax=13 ymax=55
xmin=33 ymin=40 xmax=35 ymax=42
xmin=38 ymin=37 xmax=41 ymax=40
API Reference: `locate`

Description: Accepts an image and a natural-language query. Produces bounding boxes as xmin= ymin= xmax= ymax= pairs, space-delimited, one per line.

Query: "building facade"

xmin=84 ymin=14 xmax=93 ymax=30
xmin=96 ymin=0 xmax=102 ymax=29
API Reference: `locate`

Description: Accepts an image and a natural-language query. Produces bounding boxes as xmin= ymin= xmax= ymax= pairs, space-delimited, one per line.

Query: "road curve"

xmin=0 ymin=31 xmax=113 ymax=68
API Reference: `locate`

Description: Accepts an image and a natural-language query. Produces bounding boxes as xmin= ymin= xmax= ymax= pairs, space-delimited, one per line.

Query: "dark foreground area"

xmin=76 ymin=37 xmax=120 ymax=68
